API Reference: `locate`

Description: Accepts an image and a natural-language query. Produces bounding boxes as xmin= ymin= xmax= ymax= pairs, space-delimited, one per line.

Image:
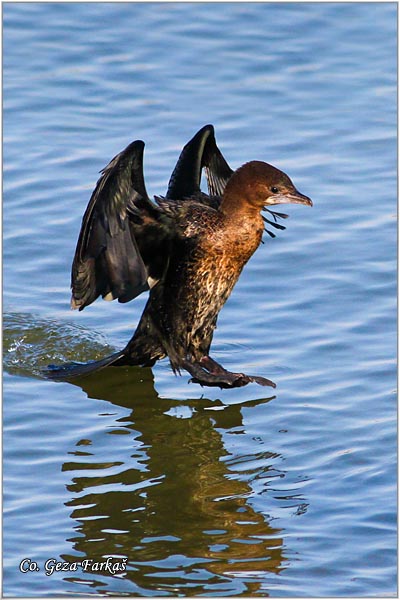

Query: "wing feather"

xmin=71 ymin=141 xmax=150 ymax=310
xmin=166 ymin=124 xmax=234 ymax=201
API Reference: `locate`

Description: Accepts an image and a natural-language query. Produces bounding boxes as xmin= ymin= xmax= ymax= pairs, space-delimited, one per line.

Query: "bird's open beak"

xmin=268 ymin=189 xmax=313 ymax=207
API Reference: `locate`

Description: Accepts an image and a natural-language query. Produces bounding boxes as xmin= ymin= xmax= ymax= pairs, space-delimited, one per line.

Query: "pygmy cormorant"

xmin=47 ymin=125 xmax=312 ymax=388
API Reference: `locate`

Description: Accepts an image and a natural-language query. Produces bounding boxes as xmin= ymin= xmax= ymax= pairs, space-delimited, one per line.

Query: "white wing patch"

xmin=147 ymin=276 xmax=159 ymax=289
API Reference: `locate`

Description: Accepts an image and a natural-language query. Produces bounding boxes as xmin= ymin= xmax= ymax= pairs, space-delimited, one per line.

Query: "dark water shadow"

xmin=59 ymin=368 xmax=291 ymax=596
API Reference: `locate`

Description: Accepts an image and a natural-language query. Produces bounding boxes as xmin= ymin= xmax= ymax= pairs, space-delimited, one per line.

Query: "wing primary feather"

xmin=166 ymin=124 xmax=234 ymax=201
xmin=71 ymin=140 xmax=151 ymax=310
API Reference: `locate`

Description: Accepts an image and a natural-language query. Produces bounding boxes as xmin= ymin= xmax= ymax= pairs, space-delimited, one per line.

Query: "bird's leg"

xmin=181 ymin=356 xmax=276 ymax=389
xmin=199 ymin=356 xmax=228 ymax=374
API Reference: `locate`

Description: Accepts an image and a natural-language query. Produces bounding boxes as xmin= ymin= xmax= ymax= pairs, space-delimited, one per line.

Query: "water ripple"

xmin=3 ymin=2 xmax=397 ymax=597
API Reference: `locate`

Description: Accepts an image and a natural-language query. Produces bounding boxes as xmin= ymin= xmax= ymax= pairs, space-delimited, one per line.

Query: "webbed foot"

xmin=182 ymin=356 xmax=276 ymax=389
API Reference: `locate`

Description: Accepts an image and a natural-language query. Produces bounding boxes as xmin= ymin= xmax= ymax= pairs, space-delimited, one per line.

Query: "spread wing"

xmin=71 ymin=141 xmax=158 ymax=311
xmin=70 ymin=126 xmax=230 ymax=313
xmin=70 ymin=125 xmax=284 ymax=313
xmin=166 ymin=124 xmax=234 ymax=201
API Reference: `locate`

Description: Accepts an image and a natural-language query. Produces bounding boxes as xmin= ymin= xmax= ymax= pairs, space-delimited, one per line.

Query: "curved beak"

xmin=268 ymin=189 xmax=313 ymax=207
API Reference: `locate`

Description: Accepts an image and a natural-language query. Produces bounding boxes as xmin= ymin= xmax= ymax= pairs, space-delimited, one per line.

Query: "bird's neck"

xmin=220 ymin=191 xmax=263 ymax=228
xmin=217 ymin=200 xmax=264 ymax=263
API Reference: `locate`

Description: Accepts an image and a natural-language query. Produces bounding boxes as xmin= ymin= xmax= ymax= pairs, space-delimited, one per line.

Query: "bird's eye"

xmin=271 ymin=186 xmax=279 ymax=193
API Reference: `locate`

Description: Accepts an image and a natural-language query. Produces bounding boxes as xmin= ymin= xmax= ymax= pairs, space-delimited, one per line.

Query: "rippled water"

xmin=3 ymin=3 xmax=397 ymax=597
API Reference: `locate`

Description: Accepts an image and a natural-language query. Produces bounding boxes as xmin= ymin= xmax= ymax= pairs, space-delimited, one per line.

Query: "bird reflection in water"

xmin=59 ymin=367 xmax=298 ymax=595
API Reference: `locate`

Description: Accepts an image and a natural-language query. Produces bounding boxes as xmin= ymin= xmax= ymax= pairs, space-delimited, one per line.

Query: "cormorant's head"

xmin=225 ymin=160 xmax=312 ymax=211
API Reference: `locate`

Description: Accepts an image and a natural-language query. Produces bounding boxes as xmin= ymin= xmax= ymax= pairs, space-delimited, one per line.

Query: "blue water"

xmin=3 ymin=3 xmax=397 ymax=597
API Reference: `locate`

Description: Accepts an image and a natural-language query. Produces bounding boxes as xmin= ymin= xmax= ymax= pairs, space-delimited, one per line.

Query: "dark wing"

xmin=71 ymin=141 xmax=155 ymax=311
xmin=166 ymin=124 xmax=288 ymax=237
xmin=166 ymin=124 xmax=234 ymax=201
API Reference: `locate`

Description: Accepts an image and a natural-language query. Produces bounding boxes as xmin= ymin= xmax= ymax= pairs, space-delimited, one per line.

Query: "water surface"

xmin=3 ymin=3 xmax=397 ymax=597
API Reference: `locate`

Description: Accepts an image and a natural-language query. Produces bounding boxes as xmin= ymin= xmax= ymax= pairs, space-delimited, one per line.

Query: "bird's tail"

xmin=43 ymin=350 xmax=126 ymax=381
